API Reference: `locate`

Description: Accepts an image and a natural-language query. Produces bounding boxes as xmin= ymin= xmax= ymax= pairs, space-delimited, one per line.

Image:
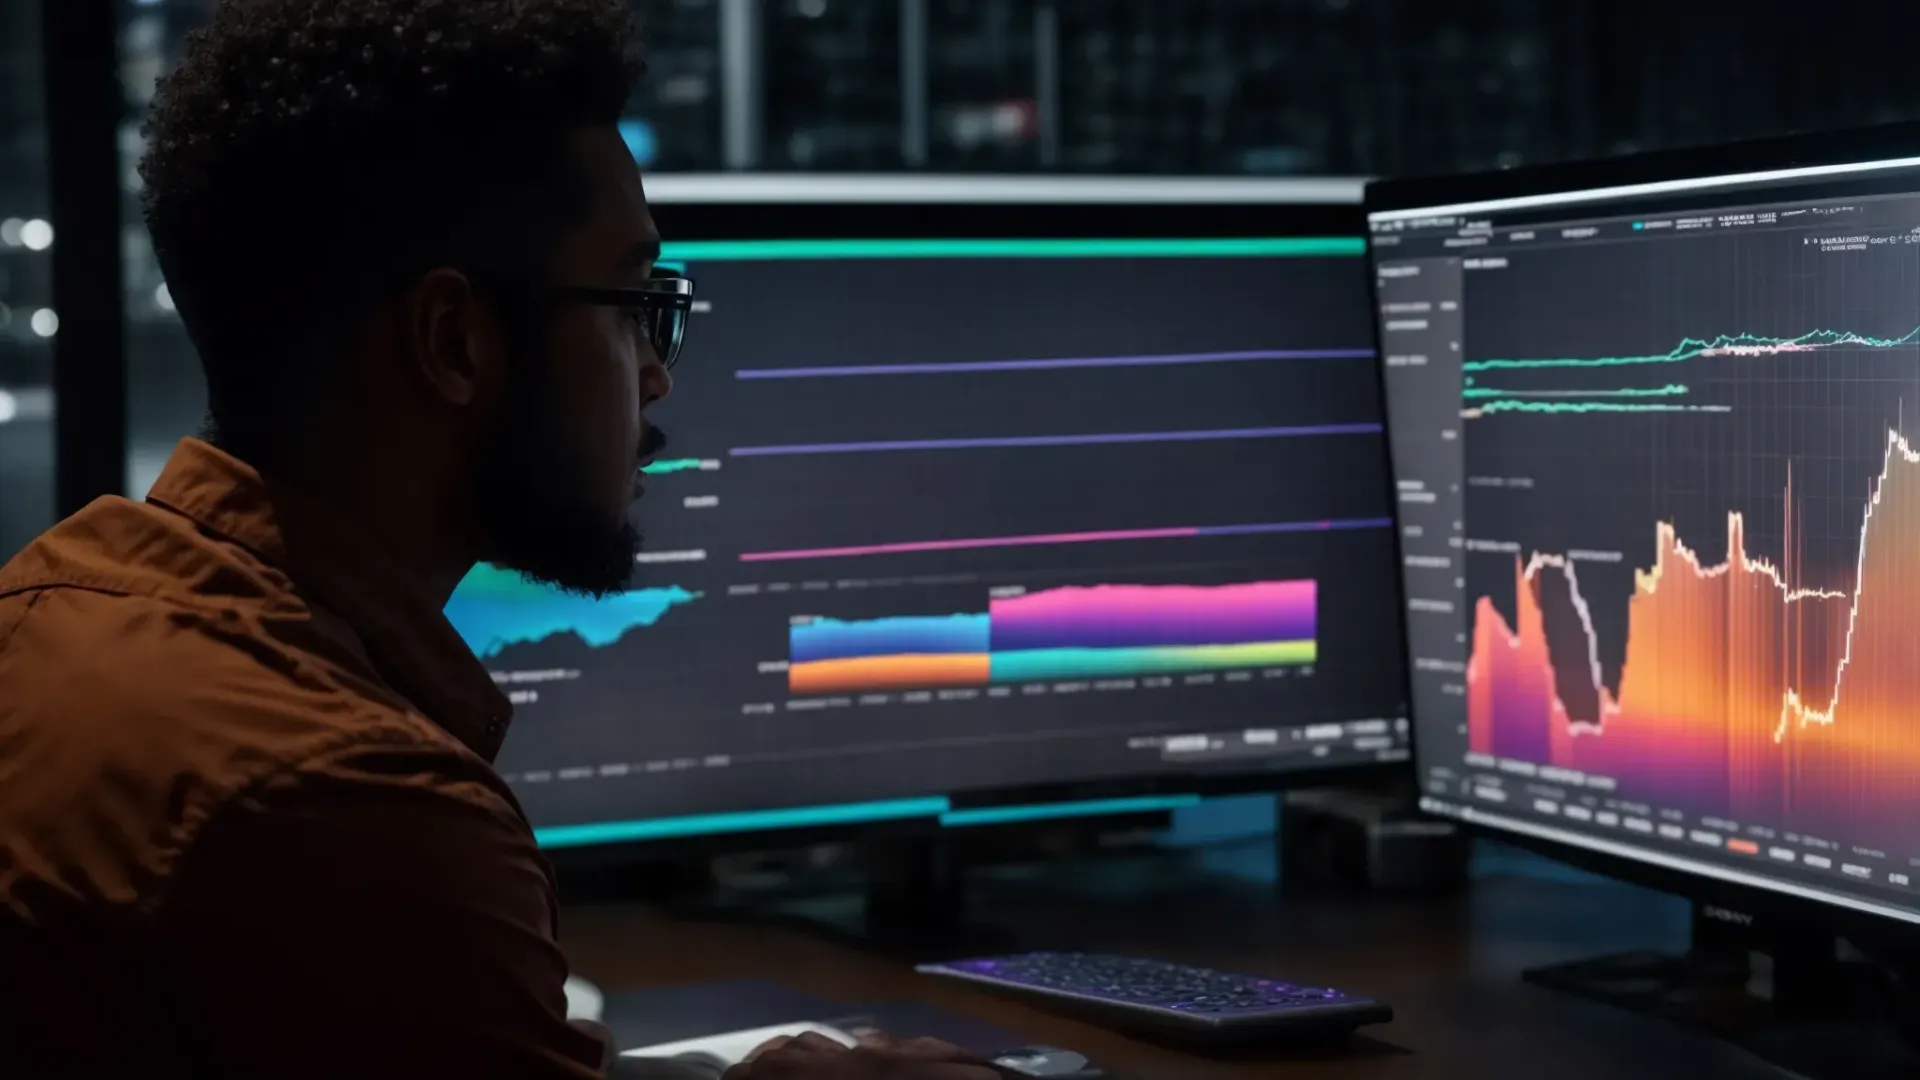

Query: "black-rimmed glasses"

xmin=555 ymin=271 xmax=696 ymax=369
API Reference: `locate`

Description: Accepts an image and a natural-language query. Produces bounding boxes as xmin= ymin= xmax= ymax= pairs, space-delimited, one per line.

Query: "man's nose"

xmin=642 ymin=360 xmax=672 ymax=405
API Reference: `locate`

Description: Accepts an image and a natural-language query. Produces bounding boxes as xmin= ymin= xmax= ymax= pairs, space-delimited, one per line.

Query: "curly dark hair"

xmin=140 ymin=0 xmax=644 ymax=461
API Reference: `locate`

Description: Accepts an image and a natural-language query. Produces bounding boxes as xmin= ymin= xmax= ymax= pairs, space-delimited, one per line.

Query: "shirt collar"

xmin=145 ymin=437 xmax=514 ymax=760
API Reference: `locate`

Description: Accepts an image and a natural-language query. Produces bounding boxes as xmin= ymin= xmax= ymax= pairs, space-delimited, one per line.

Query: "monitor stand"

xmin=1522 ymin=902 xmax=1920 ymax=1079
xmin=857 ymin=835 xmax=1015 ymax=960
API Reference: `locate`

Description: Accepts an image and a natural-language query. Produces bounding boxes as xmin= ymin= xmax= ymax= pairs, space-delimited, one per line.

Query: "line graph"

xmin=1465 ymin=326 xmax=1920 ymax=372
xmin=1462 ymin=384 xmax=1690 ymax=400
xmin=728 ymin=424 xmax=1381 ymax=457
xmin=642 ymin=457 xmax=721 ymax=475
xmin=1470 ymin=401 xmax=1732 ymax=416
xmin=1466 ymin=431 xmax=1920 ymax=851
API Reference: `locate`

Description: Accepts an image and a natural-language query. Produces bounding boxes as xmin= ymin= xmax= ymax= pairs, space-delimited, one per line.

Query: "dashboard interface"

xmin=451 ymin=236 xmax=1409 ymax=837
xmin=1372 ymin=157 xmax=1920 ymax=925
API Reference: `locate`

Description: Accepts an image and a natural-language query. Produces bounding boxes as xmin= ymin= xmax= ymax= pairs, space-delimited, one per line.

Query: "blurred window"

xmin=0 ymin=2 xmax=53 ymax=558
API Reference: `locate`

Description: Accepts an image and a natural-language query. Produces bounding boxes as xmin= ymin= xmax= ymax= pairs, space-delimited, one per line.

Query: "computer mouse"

xmin=988 ymin=1045 xmax=1105 ymax=1078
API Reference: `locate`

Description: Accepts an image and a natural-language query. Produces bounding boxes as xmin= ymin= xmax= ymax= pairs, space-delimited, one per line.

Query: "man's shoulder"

xmin=0 ymin=494 xmax=452 ymax=753
xmin=0 ymin=562 xmax=450 ymax=747
xmin=0 ymin=493 xmax=278 ymax=603
xmin=0 ymin=570 xmax=489 ymax=917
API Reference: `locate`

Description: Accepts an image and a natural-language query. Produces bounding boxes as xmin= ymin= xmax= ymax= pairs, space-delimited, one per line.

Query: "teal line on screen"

xmin=641 ymin=457 xmax=717 ymax=474
xmin=530 ymin=793 xmax=1209 ymax=848
xmin=1465 ymin=326 xmax=1920 ymax=372
xmin=444 ymin=564 xmax=701 ymax=659
xmin=1472 ymin=400 xmax=1732 ymax=416
xmin=1461 ymin=384 xmax=1689 ymax=400
xmin=533 ymin=797 xmax=952 ymax=848
xmin=939 ymin=794 xmax=1203 ymax=828
xmin=658 ymin=237 xmax=1363 ymax=262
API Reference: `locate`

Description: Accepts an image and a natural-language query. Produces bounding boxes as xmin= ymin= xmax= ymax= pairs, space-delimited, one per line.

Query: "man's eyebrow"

xmin=617 ymin=236 xmax=663 ymax=273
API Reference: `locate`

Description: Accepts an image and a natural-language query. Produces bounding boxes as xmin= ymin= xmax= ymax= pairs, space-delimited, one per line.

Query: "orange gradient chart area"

xmin=786 ymin=653 xmax=992 ymax=696
xmin=1468 ymin=430 xmax=1920 ymax=852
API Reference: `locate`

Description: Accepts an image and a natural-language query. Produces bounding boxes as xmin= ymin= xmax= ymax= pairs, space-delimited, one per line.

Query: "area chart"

xmin=1466 ymin=431 xmax=1920 ymax=852
xmin=445 ymin=564 xmax=700 ymax=660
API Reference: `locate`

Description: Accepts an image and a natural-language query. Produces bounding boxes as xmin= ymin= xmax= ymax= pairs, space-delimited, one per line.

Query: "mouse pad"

xmin=824 ymin=1000 xmax=1036 ymax=1054
xmin=600 ymin=979 xmax=1055 ymax=1057
xmin=601 ymin=980 xmax=839 ymax=1050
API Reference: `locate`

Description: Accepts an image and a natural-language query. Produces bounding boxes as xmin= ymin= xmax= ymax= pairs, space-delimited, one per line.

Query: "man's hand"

xmin=723 ymin=1032 xmax=1002 ymax=1079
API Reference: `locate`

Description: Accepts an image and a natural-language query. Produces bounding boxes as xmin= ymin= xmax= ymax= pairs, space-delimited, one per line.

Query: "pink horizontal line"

xmin=739 ymin=526 xmax=1201 ymax=562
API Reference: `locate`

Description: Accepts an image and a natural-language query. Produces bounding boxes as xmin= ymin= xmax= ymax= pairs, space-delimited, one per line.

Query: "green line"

xmin=534 ymin=796 xmax=951 ymax=849
xmin=940 ymin=794 xmax=1202 ymax=828
xmin=640 ymin=457 xmax=708 ymax=475
xmin=1473 ymin=400 xmax=1730 ymax=415
xmin=1462 ymin=383 xmax=1689 ymax=400
xmin=658 ymin=237 xmax=1364 ymax=262
xmin=989 ymin=639 xmax=1316 ymax=683
xmin=1466 ymin=327 xmax=1920 ymax=372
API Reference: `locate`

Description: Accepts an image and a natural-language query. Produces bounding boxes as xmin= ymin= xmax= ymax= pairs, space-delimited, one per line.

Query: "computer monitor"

xmin=1368 ymin=130 xmax=1920 ymax=936
xmin=455 ymin=176 xmax=1410 ymax=849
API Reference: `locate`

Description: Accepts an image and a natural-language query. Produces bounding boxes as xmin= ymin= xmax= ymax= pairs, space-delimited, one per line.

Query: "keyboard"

xmin=915 ymin=952 xmax=1391 ymax=1044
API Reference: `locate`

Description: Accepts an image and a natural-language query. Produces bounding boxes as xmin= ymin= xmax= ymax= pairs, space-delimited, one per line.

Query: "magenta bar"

xmin=988 ymin=580 xmax=1316 ymax=651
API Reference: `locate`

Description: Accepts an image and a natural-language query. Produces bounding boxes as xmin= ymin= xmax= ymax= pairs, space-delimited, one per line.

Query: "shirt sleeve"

xmin=155 ymin=733 xmax=610 ymax=1079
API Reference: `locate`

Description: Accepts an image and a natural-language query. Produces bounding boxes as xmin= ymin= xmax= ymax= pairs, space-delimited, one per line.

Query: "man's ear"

xmin=403 ymin=267 xmax=510 ymax=409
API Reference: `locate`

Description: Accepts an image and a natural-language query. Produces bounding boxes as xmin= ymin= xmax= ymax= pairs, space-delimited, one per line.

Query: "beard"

xmin=470 ymin=364 xmax=650 ymax=599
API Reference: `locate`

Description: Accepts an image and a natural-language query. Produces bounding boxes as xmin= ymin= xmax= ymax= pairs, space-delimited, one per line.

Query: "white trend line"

xmin=1476 ymin=430 xmax=1916 ymax=744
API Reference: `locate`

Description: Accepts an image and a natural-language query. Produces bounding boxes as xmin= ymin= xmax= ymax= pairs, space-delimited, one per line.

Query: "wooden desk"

xmin=561 ymin=855 xmax=1789 ymax=1079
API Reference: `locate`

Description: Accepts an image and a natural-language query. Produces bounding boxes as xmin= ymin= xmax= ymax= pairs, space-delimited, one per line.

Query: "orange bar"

xmin=788 ymin=653 xmax=991 ymax=696
xmin=1726 ymin=838 xmax=1760 ymax=855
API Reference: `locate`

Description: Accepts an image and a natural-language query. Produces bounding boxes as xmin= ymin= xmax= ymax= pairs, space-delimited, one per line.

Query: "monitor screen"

xmin=1371 ymin=151 xmax=1920 ymax=926
xmin=457 ymin=227 xmax=1408 ymax=846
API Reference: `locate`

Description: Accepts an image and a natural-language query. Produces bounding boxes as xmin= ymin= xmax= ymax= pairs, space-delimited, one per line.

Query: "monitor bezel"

xmin=1365 ymin=122 xmax=1920 ymax=944
xmin=538 ymin=181 xmax=1412 ymax=858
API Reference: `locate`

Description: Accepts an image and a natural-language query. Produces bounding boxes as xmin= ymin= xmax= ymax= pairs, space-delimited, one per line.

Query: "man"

xmin=0 ymin=3 xmax=995 ymax=1078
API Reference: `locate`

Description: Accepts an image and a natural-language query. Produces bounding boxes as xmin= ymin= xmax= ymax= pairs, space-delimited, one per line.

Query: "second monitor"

xmin=450 ymin=187 xmax=1409 ymax=844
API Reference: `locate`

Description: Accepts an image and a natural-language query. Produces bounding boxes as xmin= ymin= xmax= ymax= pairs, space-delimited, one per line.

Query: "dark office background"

xmin=10 ymin=0 xmax=1920 ymax=560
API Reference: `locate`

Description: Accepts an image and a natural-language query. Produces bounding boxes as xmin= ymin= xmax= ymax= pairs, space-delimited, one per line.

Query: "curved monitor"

xmin=1369 ymin=127 xmax=1920 ymax=932
xmin=457 ymin=177 xmax=1408 ymax=848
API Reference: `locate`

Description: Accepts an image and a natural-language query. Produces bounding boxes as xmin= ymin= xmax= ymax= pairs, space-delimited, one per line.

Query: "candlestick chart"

xmin=1468 ymin=431 xmax=1920 ymax=854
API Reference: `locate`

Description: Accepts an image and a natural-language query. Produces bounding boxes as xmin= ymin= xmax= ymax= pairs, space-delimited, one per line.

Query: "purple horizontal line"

xmin=734 ymin=348 xmax=1376 ymax=380
xmin=730 ymin=423 xmax=1381 ymax=457
xmin=738 ymin=517 xmax=1392 ymax=563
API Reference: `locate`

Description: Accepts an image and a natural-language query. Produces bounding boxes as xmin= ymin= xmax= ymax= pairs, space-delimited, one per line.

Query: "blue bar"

xmin=790 ymin=613 xmax=990 ymax=664
xmin=939 ymin=794 xmax=1203 ymax=828
xmin=534 ymin=796 xmax=951 ymax=849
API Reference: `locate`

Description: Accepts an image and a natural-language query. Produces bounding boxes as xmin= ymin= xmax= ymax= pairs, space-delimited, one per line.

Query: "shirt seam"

xmin=140 ymin=721 xmax=518 ymax=917
xmin=0 ymin=587 xmax=49 ymax=652
xmin=0 ymin=570 xmax=297 ymax=614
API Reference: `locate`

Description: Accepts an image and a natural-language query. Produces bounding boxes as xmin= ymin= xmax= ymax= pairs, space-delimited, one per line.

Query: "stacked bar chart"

xmin=788 ymin=580 xmax=1317 ymax=696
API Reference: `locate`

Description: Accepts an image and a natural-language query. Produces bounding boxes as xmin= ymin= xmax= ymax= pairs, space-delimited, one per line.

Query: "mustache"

xmin=640 ymin=424 xmax=669 ymax=459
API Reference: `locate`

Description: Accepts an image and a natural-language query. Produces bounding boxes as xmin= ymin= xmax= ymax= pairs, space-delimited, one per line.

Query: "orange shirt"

xmin=0 ymin=438 xmax=607 ymax=1077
